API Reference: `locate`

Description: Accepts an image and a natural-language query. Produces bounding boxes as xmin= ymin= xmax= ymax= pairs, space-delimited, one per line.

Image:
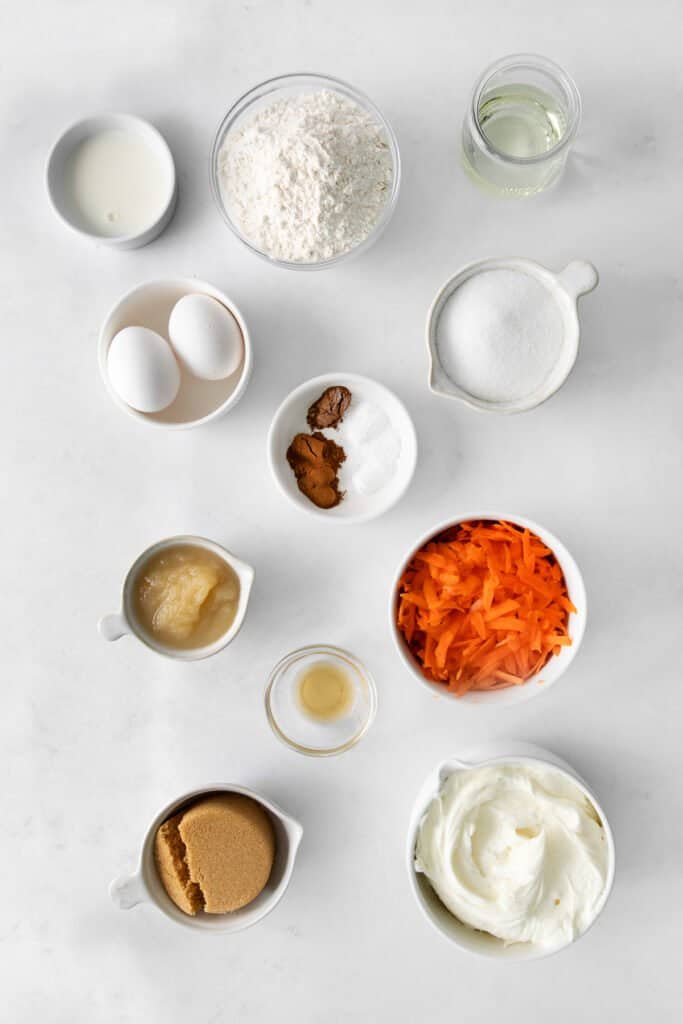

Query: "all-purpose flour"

xmin=435 ymin=270 xmax=564 ymax=403
xmin=218 ymin=90 xmax=393 ymax=263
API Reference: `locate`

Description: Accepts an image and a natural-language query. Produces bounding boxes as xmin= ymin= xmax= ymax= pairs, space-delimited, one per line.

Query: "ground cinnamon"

xmin=286 ymin=432 xmax=346 ymax=509
xmin=306 ymin=385 xmax=352 ymax=429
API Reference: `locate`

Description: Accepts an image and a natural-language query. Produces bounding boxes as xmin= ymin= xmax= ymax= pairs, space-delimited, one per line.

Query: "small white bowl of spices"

xmin=268 ymin=373 xmax=417 ymax=524
xmin=427 ymin=258 xmax=598 ymax=413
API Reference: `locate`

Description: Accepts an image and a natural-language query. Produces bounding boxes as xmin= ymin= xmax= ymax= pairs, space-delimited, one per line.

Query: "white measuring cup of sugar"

xmin=427 ymin=258 xmax=598 ymax=414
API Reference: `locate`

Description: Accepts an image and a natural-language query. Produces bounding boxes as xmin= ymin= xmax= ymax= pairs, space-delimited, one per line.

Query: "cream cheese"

xmin=415 ymin=762 xmax=609 ymax=951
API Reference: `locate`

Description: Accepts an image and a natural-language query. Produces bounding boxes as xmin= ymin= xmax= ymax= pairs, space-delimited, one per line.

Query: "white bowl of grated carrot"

xmin=390 ymin=513 xmax=586 ymax=705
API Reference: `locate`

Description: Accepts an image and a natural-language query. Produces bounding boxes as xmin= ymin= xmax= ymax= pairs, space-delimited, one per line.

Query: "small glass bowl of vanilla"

xmin=265 ymin=645 xmax=377 ymax=756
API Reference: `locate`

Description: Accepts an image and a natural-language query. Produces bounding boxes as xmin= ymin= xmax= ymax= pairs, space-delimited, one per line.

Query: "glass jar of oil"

xmin=462 ymin=54 xmax=581 ymax=196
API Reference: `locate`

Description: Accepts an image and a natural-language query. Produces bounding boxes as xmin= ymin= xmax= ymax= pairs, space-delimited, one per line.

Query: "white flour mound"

xmin=218 ymin=90 xmax=394 ymax=262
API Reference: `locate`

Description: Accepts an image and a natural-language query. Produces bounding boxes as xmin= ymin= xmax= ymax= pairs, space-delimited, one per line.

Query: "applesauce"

xmin=132 ymin=543 xmax=239 ymax=650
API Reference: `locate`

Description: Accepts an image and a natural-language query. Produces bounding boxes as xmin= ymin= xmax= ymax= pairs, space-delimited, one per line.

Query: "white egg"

xmin=168 ymin=293 xmax=243 ymax=381
xmin=107 ymin=326 xmax=180 ymax=413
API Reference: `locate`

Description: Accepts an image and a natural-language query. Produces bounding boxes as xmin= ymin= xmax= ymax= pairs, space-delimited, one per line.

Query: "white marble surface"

xmin=3 ymin=0 xmax=682 ymax=1020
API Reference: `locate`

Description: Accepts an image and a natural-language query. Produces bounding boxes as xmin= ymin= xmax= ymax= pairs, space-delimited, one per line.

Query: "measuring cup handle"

xmin=110 ymin=872 xmax=147 ymax=910
xmin=558 ymin=261 xmax=599 ymax=298
xmin=98 ymin=612 xmax=129 ymax=642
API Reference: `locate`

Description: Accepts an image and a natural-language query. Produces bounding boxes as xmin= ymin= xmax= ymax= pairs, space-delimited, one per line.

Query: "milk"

xmin=64 ymin=128 xmax=170 ymax=237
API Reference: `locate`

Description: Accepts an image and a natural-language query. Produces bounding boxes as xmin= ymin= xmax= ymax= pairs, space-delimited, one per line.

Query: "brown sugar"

xmin=154 ymin=811 xmax=205 ymax=915
xmin=286 ymin=431 xmax=346 ymax=509
xmin=153 ymin=793 xmax=276 ymax=915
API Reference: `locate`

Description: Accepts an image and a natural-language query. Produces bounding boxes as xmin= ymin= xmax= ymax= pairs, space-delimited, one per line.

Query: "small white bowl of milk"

xmin=46 ymin=113 xmax=177 ymax=249
xmin=427 ymin=258 xmax=598 ymax=413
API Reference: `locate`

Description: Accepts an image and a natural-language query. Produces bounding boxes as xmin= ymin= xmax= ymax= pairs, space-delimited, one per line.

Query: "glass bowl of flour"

xmin=211 ymin=73 xmax=401 ymax=270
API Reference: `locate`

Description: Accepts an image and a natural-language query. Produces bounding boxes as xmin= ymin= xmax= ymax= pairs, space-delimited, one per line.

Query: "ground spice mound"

xmin=286 ymin=431 xmax=346 ymax=509
xmin=306 ymin=385 xmax=352 ymax=429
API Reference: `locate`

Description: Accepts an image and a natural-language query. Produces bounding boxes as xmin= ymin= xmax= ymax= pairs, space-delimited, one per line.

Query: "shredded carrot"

xmin=396 ymin=520 xmax=574 ymax=695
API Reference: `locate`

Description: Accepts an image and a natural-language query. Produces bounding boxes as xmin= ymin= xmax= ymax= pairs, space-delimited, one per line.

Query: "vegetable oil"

xmin=461 ymin=56 xmax=580 ymax=197
xmin=477 ymin=85 xmax=566 ymax=160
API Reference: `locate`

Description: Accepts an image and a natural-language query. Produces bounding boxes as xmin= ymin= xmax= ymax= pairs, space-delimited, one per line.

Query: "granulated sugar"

xmin=435 ymin=269 xmax=564 ymax=403
xmin=218 ymin=89 xmax=393 ymax=263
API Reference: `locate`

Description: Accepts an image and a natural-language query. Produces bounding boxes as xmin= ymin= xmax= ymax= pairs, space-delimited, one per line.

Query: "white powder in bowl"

xmin=217 ymin=89 xmax=394 ymax=263
xmin=336 ymin=400 xmax=402 ymax=496
xmin=435 ymin=269 xmax=564 ymax=404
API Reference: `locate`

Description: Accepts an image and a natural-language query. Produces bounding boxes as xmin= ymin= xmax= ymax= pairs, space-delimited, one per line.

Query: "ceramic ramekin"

xmin=98 ymin=535 xmax=254 ymax=661
xmin=98 ymin=278 xmax=253 ymax=430
xmin=210 ymin=72 xmax=401 ymax=271
xmin=110 ymin=784 xmax=303 ymax=932
xmin=427 ymin=258 xmax=598 ymax=413
xmin=406 ymin=742 xmax=616 ymax=960
xmin=390 ymin=512 xmax=586 ymax=705
xmin=268 ymin=372 xmax=418 ymax=524
xmin=46 ymin=113 xmax=177 ymax=249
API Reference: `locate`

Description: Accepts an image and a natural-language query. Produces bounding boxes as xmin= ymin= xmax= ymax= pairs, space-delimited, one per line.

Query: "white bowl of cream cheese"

xmin=406 ymin=743 xmax=615 ymax=960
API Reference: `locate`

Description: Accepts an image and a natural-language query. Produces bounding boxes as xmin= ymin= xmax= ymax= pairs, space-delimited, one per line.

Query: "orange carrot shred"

xmin=395 ymin=519 xmax=574 ymax=696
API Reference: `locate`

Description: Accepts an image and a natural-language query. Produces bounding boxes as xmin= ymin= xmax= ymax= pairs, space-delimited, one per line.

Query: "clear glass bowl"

xmin=265 ymin=645 xmax=377 ymax=756
xmin=210 ymin=73 xmax=401 ymax=270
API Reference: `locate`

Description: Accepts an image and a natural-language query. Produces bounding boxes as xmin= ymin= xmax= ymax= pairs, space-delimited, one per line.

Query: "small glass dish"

xmin=210 ymin=73 xmax=401 ymax=270
xmin=265 ymin=645 xmax=377 ymax=756
xmin=461 ymin=54 xmax=581 ymax=197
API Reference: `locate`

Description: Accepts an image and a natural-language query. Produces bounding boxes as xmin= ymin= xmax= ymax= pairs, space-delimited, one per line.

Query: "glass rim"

xmin=470 ymin=53 xmax=581 ymax=166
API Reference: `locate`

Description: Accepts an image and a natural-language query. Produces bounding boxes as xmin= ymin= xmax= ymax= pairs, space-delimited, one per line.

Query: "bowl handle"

xmin=110 ymin=872 xmax=147 ymax=910
xmin=558 ymin=261 xmax=599 ymax=298
xmin=286 ymin=818 xmax=304 ymax=852
xmin=98 ymin=612 xmax=129 ymax=642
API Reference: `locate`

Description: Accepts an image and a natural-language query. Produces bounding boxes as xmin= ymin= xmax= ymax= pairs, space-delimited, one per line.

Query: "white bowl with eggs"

xmin=406 ymin=742 xmax=616 ymax=961
xmin=98 ymin=278 xmax=252 ymax=429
